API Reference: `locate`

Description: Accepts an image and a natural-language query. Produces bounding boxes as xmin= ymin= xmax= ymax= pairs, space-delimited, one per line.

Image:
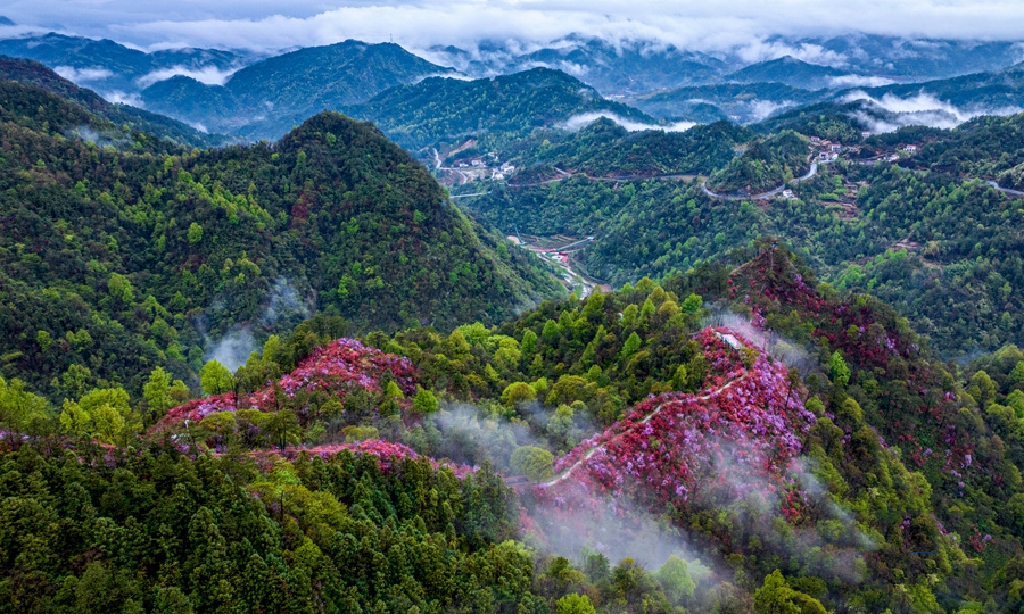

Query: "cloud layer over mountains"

xmin=6 ymin=0 xmax=1024 ymax=54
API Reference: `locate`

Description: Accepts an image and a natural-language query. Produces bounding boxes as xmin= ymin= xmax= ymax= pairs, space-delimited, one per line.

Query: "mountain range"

xmin=3 ymin=30 xmax=1024 ymax=142
xmin=141 ymin=40 xmax=453 ymax=138
xmin=0 ymin=32 xmax=249 ymax=100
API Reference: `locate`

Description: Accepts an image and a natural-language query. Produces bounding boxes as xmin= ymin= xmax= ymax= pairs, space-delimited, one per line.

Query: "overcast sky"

xmin=3 ymin=1 xmax=1024 ymax=53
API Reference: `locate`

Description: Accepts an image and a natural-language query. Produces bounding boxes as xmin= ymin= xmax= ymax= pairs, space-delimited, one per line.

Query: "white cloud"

xmin=747 ymin=100 xmax=795 ymax=121
xmin=136 ymin=65 xmax=238 ymax=87
xmin=53 ymin=66 xmax=114 ymax=82
xmin=101 ymin=90 xmax=144 ymax=107
xmin=844 ymin=89 xmax=1022 ymax=132
xmin=411 ymin=72 xmax=474 ymax=83
xmin=563 ymin=112 xmax=695 ymax=132
xmin=734 ymin=41 xmax=849 ymax=66
xmin=829 ymin=74 xmax=895 ymax=87
xmin=7 ymin=1 xmax=1024 ymax=55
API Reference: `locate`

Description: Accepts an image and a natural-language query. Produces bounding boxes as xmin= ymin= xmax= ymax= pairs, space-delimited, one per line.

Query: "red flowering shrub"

xmin=151 ymin=338 xmax=418 ymax=434
xmin=252 ymin=439 xmax=476 ymax=478
xmin=530 ymin=326 xmax=814 ymax=522
xmin=718 ymin=247 xmax=976 ymax=495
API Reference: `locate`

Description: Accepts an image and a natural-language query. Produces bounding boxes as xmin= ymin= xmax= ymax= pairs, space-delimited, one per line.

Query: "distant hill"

xmin=727 ymin=56 xmax=863 ymax=90
xmin=849 ymin=61 xmax=1024 ymax=110
xmin=344 ymin=67 xmax=658 ymax=151
xmin=424 ymin=34 xmax=1024 ymax=98
xmin=0 ymin=56 xmax=228 ymax=147
xmin=141 ymin=40 xmax=453 ymax=140
xmin=428 ymin=35 xmax=724 ymax=96
xmin=808 ymin=33 xmax=1024 ymax=79
xmin=633 ymin=82 xmax=823 ymax=123
xmin=139 ymin=75 xmax=242 ymax=131
xmin=0 ymin=16 xmax=14 ymax=26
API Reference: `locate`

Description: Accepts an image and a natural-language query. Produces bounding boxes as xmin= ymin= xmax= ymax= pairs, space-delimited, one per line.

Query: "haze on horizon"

xmin=2 ymin=0 xmax=1024 ymax=57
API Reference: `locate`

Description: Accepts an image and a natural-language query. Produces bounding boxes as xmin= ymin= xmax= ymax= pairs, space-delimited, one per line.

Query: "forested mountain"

xmin=752 ymin=101 xmax=870 ymax=142
xmin=909 ymin=113 xmax=1024 ymax=188
xmin=0 ymin=77 xmax=561 ymax=402
xmin=344 ymin=68 xmax=657 ymax=151
xmin=141 ymin=40 xmax=453 ymax=140
xmin=0 ymin=57 xmax=227 ymax=148
xmin=725 ymin=56 xmax=851 ymax=90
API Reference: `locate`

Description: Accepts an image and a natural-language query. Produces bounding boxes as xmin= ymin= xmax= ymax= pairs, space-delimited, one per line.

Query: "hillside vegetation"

xmin=0 ymin=78 xmax=561 ymax=401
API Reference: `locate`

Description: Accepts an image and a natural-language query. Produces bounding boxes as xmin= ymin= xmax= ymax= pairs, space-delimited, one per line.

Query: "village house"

xmin=903 ymin=145 xmax=918 ymax=153
xmin=782 ymin=189 xmax=796 ymax=199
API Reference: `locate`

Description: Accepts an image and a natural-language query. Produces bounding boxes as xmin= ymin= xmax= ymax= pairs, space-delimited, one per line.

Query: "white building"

xmin=501 ymin=163 xmax=515 ymax=174
xmin=470 ymin=159 xmax=485 ymax=167
xmin=782 ymin=189 xmax=796 ymax=199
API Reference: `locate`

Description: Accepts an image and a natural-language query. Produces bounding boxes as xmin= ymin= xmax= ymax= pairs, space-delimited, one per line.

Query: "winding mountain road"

xmin=537 ymin=363 xmax=747 ymax=488
xmin=702 ymin=162 xmax=822 ymax=201
xmin=985 ymin=180 xmax=1024 ymax=197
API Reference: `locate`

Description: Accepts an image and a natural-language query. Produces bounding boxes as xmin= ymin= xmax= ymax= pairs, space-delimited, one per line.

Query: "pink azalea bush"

xmin=252 ymin=439 xmax=476 ymax=478
xmin=533 ymin=327 xmax=814 ymax=518
xmin=152 ymin=338 xmax=418 ymax=434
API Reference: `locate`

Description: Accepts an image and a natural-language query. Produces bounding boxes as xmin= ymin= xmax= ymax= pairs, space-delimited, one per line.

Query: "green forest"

xmin=0 ymin=65 xmax=562 ymax=403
